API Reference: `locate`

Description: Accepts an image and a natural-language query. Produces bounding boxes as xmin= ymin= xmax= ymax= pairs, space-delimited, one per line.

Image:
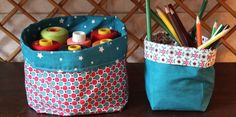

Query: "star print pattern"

xmin=59 ymin=18 xmax=64 ymax=24
xmin=24 ymin=16 xmax=128 ymax=72
xmin=79 ymin=56 xmax=83 ymax=61
xmin=122 ymin=27 xmax=125 ymax=30
xmin=31 ymin=17 xmax=127 ymax=71
xmin=91 ymin=19 xmax=95 ymax=24
xmin=99 ymin=46 xmax=104 ymax=53
xmin=57 ymin=69 xmax=63 ymax=72
xmin=59 ymin=58 xmax=63 ymax=61
xmin=115 ymin=59 xmax=119 ymax=63
xmin=74 ymin=68 xmax=78 ymax=71
xmin=37 ymin=53 xmax=43 ymax=59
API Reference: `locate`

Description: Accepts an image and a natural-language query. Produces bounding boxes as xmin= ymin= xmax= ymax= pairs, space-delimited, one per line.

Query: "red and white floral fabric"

xmin=144 ymin=40 xmax=217 ymax=68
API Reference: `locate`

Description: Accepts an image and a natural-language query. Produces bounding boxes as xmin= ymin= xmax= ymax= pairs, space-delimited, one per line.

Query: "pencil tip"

xmin=156 ymin=8 xmax=160 ymax=13
xmin=213 ymin=21 xmax=218 ymax=28
xmin=164 ymin=7 xmax=170 ymax=13
xmin=196 ymin=16 xmax=200 ymax=23
xmin=169 ymin=8 xmax=174 ymax=14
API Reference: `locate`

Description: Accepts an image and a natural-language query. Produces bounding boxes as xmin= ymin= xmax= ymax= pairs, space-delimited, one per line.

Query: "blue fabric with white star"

xmin=20 ymin=16 xmax=127 ymax=72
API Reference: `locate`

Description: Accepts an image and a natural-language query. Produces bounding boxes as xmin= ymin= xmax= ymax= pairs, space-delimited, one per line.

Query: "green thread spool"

xmin=41 ymin=27 xmax=69 ymax=44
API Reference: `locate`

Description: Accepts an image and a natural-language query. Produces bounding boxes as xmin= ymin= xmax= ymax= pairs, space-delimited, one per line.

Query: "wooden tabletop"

xmin=0 ymin=63 xmax=236 ymax=117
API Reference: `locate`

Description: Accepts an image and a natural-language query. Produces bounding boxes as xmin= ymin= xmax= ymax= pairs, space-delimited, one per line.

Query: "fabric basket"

xmin=144 ymin=35 xmax=217 ymax=111
xmin=20 ymin=16 xmax=128 ymax=116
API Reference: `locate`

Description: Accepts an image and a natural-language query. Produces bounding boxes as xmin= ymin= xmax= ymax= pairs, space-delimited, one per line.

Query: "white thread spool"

xmin=72 ymin=31 xmax=86 ymax=43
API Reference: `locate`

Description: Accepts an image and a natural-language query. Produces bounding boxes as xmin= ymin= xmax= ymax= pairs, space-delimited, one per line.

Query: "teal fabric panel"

xmin=145 ymin=59 xmax=215 ymax=111
xmin=20 ymin=16 xmax=127 ymax=72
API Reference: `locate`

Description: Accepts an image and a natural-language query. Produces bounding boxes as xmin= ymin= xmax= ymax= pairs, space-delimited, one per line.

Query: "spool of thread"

xmin=68 ymin=45 xmax=81 ymax=51
xmin=92 ymin=39 xmax=112 ymax=47
xmin=31 ymin=39 xmax=61 ymax=51
xmin=39 ymin=39 xmax=53 ymax=46
xmin=67 ymin=31 xmax=91 ymax=47
xmin=41 ymin=27 xmax=69 ymax=44
xmin=90 ymin=28 xmax=120 ymax=42
xmin=98 ymin=28 xmax=111 ymax=35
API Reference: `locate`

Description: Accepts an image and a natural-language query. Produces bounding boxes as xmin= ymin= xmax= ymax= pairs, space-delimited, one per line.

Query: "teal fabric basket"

xmin=144 ymin=39 xmax=217 ymax=111
xmin=20 ymin=16 xmax=129 ymax=116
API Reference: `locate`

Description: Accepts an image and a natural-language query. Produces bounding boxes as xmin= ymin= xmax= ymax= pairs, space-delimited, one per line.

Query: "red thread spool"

xmin=90 ymin=28 xmax=120 ymax=42
xmin=31 ymin=39 xmax=61 ymax=51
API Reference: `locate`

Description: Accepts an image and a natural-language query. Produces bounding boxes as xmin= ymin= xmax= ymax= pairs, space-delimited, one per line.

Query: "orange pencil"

xmin=196 ymin=16 xmax=202 ymax=47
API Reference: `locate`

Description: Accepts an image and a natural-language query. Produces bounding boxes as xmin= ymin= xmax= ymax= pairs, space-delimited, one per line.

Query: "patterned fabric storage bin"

xmin=20 ymin=16 xmax=128 ymax=116
xmin=144 ymin=35 xmax=217 ymax=111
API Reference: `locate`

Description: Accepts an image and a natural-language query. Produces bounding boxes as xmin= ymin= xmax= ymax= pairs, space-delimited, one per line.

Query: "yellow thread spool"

xmin=98 ymin=28 xmax=111 ymax=35
xmin=92 ymin=39 xmax=112 ymax=47
xmin=68 ymin=45 xmax=81 ymax=51
xmin=39 ymin=39 xmax=53 ymax=46
xmin=100 ymin=39 xmax=112 ymax=44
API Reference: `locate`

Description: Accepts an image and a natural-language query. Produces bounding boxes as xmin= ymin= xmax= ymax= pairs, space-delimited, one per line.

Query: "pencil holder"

xmin=20 ymin=16 xmax=128 ymax=116
xmin=144 ymin=33 xmax=217 ymax=111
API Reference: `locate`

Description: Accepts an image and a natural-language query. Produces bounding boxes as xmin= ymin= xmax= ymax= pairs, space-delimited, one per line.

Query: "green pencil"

xmin=190 ymin=0 xmax=208 ymax=40
xmin=145 ymin=0 xmax=152 ymax=41
xmin=211 ymin=21 xmax=218 ymax=37
xmin=211 ymin=24 xmax=224 ymax=38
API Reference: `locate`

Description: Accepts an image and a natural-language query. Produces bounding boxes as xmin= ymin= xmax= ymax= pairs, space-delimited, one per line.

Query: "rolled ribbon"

xmin=67 ymin=31 xmax=91 ymax=47
xmin=31 ymin=39 xmax=61 ymax=51
xmin=68 ymin=45 xmax=81 ymax=51
xmin=91 ymin=28 xmax=120 ymax=42
xmin=92 ymin=39 xmax=112 ymax=47
xmin=41 ymin=27 xmax=69 ymax=44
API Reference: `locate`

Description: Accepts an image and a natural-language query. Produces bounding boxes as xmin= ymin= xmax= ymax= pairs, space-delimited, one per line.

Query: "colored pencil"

xmin=211 ymin=24 xmax=224 ymax=38
xmin=156 ymin=8 xmax=182 ymax=46
xmin=145 ymin=0 xmax=151 ymax=41
xmin=190 ymin=0 xmax=208 ymax=40
xmin=210 ymin=24 xmax=230 ymax=49
xmin=168 ymin=4 xmax=193 ymax=47
xmin=211 ymin=21 xmax=218 ymax=37
xmin=199 ymin=0 xmax=208 ymax=18
xmin=198 ymin=28 xmax=230 ymax=49
xmin=150 ymin=10 xmax=178 ymax=44
xmin=196 ymin=16 xmax=202 ymax=47
xmin=165 ymin=7 xmax=187 ymax=46
xmin=223 ymin=24 xmax=230 ymax=30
